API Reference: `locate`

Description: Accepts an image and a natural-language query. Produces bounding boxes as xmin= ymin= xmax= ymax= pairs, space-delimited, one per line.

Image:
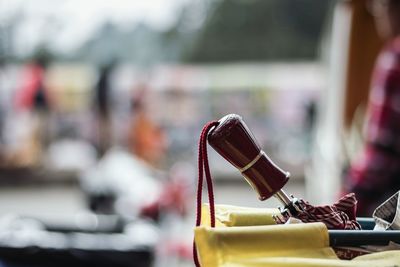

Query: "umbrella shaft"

xmin=274 ymin=190 xmax=292 ymax=206
xmin=274 ymin=189 xmax=303 ymax=216
xmin=329 ymin=230 xmax=400 ymax=246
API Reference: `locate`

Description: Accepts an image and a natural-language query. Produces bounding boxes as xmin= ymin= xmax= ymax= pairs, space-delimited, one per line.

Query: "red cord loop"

xmin=193 ymin=120 xmax=219 ymax=267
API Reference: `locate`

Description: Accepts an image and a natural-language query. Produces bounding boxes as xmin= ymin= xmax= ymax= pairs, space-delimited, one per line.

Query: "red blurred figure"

xmin=15 ymin=57 xmax=49 ymax=111
xmin=345 ymin=0 xmax=400 ymax=216
xmin=140 ymin=162 xmax=193 ymax=220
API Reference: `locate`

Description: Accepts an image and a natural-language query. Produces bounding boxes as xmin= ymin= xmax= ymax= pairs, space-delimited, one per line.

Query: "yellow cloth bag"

xmin=194 ymin=204 xmax=400 ymax=267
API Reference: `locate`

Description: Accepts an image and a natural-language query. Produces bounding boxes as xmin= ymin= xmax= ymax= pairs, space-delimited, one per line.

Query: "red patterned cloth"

xmin=346 ymin=37 xmax=400 ymax=216
xmin=292 ymin=193 xmax=361 ymax=230
xmin=276 ymin=193 xmax=361 ymax=230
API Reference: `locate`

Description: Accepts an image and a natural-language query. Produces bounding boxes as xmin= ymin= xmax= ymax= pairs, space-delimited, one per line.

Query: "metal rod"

xmin=329 ymin=230 xmax=400 ymax=246
xmin=273 ymin=189 xmax=292 ymax=206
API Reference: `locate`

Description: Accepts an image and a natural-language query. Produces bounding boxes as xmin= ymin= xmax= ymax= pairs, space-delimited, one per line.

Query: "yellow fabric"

xmin=201 ymin=204 xmax=280 ymax=227
xmin=223 ymin=251 xmax=400 ymax=267
xmin=195 ymin=204 xmax=400 ymax=267
xmin=195 ymin=223 xmax=338 ymax=267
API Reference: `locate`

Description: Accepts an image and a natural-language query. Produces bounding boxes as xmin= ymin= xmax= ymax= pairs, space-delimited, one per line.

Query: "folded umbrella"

xmin=206 ymin=114 xmax=360 ymax=230
xmin=284 ymin=193 xmax=360 ymax=230
xmin=194 ymin=115 xmax=400 ymax=266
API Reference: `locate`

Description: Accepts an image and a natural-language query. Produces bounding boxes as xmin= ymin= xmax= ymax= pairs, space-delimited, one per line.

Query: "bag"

xmin=194 ymin=204 xmax=400 ymax=267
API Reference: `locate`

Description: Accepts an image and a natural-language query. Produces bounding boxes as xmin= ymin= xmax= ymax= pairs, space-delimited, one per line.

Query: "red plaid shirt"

xmin=347 ymin=37 xmax=400 ymax=216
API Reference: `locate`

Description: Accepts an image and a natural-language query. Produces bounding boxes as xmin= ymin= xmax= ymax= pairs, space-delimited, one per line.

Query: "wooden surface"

xmin=343 ymin=0 xmax=383 ymax=128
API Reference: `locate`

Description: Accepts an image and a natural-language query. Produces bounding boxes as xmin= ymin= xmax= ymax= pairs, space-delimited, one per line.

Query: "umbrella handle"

xmin=207 ymin=114 xmax=290 ymax=201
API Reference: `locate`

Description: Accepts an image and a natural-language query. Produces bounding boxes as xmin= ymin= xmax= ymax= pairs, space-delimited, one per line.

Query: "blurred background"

xmin=0 ymin=0 xmax=384 ymax=266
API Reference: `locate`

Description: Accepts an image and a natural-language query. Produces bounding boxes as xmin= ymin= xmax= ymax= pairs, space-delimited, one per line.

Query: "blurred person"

xmin=94 ymin=62 xmax=115 ymax=157
xmin=10 ymin=51 xmax=51 ymax=166
xmin=14 ymin=54 xmax=50 ymax=112
xmin=128 ymin=85 xmax=167 ymax=167
xmin=344 ymin=0 xmax=400 ymax=216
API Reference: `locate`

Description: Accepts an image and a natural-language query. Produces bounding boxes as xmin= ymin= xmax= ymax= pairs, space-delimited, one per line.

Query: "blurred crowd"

xmin=0 ymin=55 xmax=168 ymax=169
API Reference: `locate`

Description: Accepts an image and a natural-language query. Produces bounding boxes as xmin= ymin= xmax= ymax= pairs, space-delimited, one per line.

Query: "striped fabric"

xmin=283 ymin=193 xmax=361 ymax=230
xmin=346 ymin=37 xmax=400 ymax=216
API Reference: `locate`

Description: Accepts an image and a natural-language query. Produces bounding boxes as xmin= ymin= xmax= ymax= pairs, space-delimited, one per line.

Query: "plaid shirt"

xmin=347 ymin=37 xmax=400 ymax=216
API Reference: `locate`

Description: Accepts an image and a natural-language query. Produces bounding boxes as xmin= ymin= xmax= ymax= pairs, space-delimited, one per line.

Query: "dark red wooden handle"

xmin=207 ymin=114 xmax=289 ymax=200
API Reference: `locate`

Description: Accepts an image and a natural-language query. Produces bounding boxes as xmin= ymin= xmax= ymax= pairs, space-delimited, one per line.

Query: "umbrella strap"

xmin=194 ymin=120 xmax=219 ymax=267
